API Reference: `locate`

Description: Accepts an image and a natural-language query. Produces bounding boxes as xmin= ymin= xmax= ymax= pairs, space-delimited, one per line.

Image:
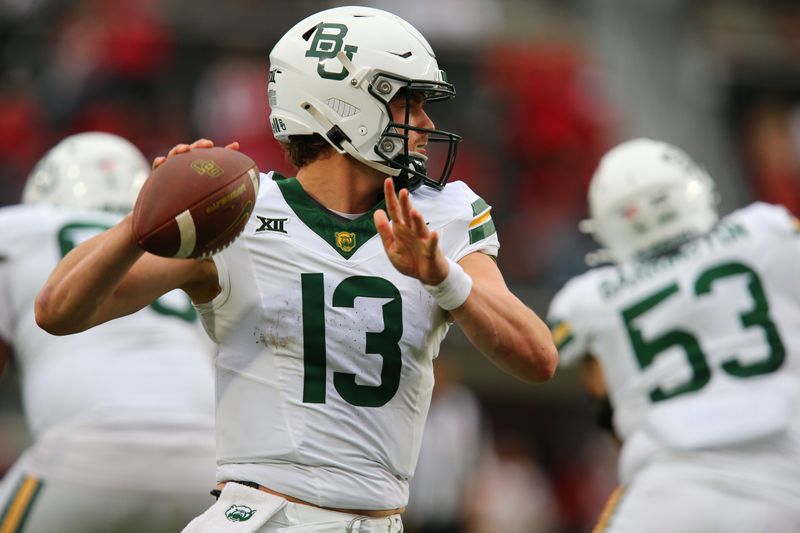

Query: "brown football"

xmin=132 ymin=147 xmax=259 ymax=258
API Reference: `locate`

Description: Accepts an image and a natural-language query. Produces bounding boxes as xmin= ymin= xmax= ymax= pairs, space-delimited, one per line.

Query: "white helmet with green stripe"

xmin=268 ymin=6 xmax=461 ymax=191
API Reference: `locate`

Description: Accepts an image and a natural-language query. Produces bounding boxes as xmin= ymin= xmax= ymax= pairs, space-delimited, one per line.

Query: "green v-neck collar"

xmin=275 ymin=175 xmax=385 ymax=259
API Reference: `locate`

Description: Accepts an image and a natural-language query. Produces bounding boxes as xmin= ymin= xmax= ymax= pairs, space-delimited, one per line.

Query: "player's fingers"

xmin=190 ymin=138 xmax=213 ymax=149
xmin=167 ymin=144 xmax=190 ymax=158
xmin=152 ymin=156 xmax=167 ymax=170
xmin=225 ymin=141 xmax=240 ymax=151
xmin=410 ymin=209 xmax=428 ymax=238
xmin=374 ymin=208 xmax=388 ymax=229
xmin=398 ymin=189 xmax=413 ymax=223
xmin=374 ymin=209 xmax=394 ymax=247
xmin=383 ymin=178 xmax=403 ymax=225
xmin=426 ymin=231 xmax=440 ymax=256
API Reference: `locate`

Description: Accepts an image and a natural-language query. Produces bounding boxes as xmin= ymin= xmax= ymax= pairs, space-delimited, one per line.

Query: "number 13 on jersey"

xmin=301 ymin=273 xmax=404 ymax=408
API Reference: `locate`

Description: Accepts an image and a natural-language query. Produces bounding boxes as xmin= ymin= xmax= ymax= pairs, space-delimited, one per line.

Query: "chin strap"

xmin=340 ymin=138 xmax=401 ymax=176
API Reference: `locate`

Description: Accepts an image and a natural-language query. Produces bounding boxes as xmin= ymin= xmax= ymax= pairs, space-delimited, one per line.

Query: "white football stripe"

xmin=174 ymin=209 xmax=197 ymax=258
xmin=248 ymin=167 xmax=259 ymax=194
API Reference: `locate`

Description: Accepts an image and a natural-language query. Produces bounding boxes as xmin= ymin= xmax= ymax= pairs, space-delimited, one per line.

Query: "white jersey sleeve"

xmin=428 ymin=181 xmax=500 ymax=260
xmin=736 ymin=201 xmax=800 ymax=238
xmin=547 ymin=269 xmax=611 ymax=367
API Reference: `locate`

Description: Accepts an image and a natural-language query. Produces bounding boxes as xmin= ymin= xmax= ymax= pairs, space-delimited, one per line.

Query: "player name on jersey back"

xmin=548 ymin=202 xmax=800 ymax=478
xmin=598 ymin=216 xmax=750 ymax=301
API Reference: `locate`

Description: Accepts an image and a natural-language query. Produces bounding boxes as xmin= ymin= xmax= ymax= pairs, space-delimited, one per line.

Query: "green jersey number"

xmin=57 ymin=222 xmax=198 ymax=323
xmin=622 ymin=261 xmax=785 ymax=403
xmin=301 ymin=273 xmax=403 ymax=407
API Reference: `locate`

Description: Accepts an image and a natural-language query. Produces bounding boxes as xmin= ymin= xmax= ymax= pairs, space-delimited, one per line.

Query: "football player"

xmin=34 ymin=7 xmax=557 ymax=533
xmin=0 ymin=132 xmax=217 ymax=533
xmin=548 ymin=138 xmax=800 ymax=532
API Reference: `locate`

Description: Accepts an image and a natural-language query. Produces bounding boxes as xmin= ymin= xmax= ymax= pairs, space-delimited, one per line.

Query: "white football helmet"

xmin=268 ymin=6 xmax=461 ymax=190
xmin=22 ymin=132 xmax=150 ymax=213
xmin=582 ymin=138 xmax=718 ymax=263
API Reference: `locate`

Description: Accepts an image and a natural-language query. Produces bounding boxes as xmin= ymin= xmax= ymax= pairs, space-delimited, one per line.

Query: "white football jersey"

xmin=0 ymin=204 xmax=216 ymax=438
xmin=548 ymin=203 xmax=800 ymax=491
xmin=197 ymin=173 xmax=499 ymax=510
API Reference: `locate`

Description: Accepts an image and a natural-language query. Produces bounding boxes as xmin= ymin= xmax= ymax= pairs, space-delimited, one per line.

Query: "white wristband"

xmin=423 ymin=258 xmax=473 ymax=311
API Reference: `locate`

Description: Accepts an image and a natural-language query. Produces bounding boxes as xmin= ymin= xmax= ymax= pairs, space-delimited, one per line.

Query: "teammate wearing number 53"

xmin=0 ymin=132 xmax=217 ymax=533
xmin=35 ymin=7 xmax=557 ymax=533
xmin=547 ymin=138 xmax=800 ymax=532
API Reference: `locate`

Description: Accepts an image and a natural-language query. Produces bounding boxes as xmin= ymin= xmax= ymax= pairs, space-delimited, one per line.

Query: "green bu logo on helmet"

xmin=225 ymin=504 xmax=256 ymax=522
xmin=305 ymin=23 xmax=358 ymax=80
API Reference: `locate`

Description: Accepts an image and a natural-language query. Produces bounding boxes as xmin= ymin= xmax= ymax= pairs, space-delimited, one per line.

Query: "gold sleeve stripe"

xmin=467 ymin=198 xmax=496 ymax=244
xmin=0 ymin=475 xmax=44 ymax=533
xmin=469 ymin=209 xmax=492 ymax=229
xmin=550 ymin=321 xmax=574 ymax=350
xmin=592 ymin=485 xmax=626 ymax=533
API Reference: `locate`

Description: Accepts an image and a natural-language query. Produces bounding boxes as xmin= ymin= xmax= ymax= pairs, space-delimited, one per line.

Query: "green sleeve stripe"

xmin=549 ymin=319 xmax=575 ymax=351
xmin=468 ymin=219 xmax=496 ymax=244
xmin=556 ymin=333 xmax=575 ymax=351
xmin=471 ymin=198 xmax=490 ymax=216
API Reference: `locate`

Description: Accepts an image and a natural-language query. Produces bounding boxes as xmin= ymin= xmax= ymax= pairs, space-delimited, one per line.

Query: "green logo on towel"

xmin=225 ymin=504 xmax=256 ymax=522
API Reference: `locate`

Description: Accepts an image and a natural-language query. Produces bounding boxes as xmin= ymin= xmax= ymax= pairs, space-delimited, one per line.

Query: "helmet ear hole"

xmin=586 ymin=138 xmax=719 ymax=263
xmin=374 ymin=78 xmax=395 ymax=98
xmin=378 ymin=137 xmax=401 ymax=158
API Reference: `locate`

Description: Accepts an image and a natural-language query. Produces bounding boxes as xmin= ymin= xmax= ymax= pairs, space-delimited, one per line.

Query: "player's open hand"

xmin=374 ymin=178 xmax=450 ymax=285
xmin=152 ymin=139 xmax=240 ymax=170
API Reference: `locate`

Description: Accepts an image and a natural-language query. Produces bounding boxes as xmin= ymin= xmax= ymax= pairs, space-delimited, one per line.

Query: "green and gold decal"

xmin=468 ymin=197 xmax=496 ymax=244
xmin=335 ymin=231 xmax=356 ymax=253
xmin=549 ymin=319 xmax=574 ymax=351
xmin=305 ymin=23 xmax=359 ymax=80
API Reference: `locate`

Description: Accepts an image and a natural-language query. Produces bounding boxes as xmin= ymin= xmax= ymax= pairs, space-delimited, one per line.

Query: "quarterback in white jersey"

xmin=0 ymin=133 xmax=217 ymax=533
xmin=34 ymin=7 xmax=557 ymax=533
xmin=200 ymin=173 xmax=496 ymax=510
xmin=548 ymin=138 xmax=800 ymax=532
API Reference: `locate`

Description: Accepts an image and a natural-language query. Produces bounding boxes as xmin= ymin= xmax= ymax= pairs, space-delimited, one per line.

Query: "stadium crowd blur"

xmin=1 ymin=0 xmax=799 ymax=531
